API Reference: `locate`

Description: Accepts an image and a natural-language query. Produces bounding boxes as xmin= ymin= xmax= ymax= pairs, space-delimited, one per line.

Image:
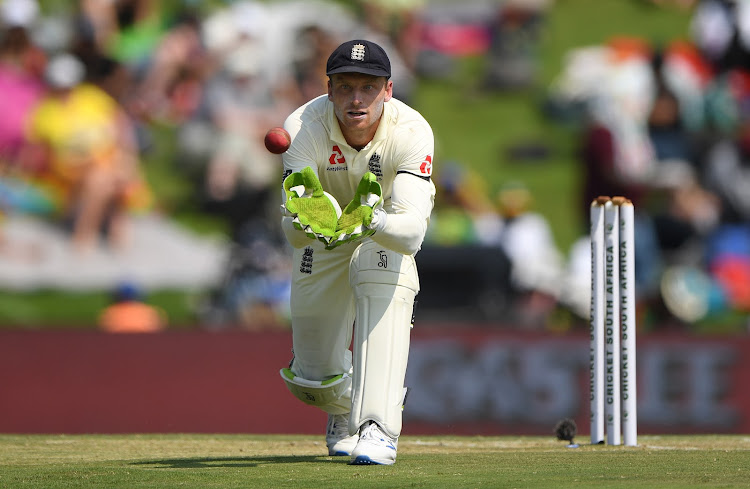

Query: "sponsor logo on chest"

xmin=326 ymin=145 xmax=386 ymax=180
xmin=327 ymin=145 xmax=347 ymax=171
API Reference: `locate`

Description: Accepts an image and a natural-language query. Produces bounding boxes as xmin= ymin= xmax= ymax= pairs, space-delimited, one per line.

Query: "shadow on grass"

xmin=132 ymin=455 xmax=346 ymax=469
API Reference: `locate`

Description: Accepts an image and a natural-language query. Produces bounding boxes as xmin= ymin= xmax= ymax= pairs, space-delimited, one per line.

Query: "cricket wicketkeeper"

xmin=278 ymin=39 xmax=435 ymax=465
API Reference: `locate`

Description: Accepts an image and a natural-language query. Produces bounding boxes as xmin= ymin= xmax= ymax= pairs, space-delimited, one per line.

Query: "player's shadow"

xmin=132 ymin=455 xmax=342 ymax=469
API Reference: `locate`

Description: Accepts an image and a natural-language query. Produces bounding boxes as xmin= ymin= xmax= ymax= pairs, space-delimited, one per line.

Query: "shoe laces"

xmin=359 ymin=421 xmax=398 ymax=450
xmin=359 ymin=421 xmax=395 ymax=444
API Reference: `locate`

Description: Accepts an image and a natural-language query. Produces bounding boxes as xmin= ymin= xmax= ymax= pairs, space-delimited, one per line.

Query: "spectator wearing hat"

xmin=98 ymin=281 xmax=166 ymax=333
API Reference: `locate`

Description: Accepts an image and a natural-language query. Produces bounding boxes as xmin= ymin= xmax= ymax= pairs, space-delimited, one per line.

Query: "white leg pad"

xmin=280 ymin=368 xmax=352 ymax=414
xmin=348 ymin=241 xmax=419 ymax=439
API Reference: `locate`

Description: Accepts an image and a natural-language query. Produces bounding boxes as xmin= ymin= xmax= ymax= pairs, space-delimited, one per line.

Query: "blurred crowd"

xmin=545 ymin=0 xmax=750 ymax=332
xmin=1 ymin=0 xmax=748 ymax=332
xmin=423 ymin=0 xmax=750 ymax=332
xmin=0 ymin=0 xmax=431 ymax=330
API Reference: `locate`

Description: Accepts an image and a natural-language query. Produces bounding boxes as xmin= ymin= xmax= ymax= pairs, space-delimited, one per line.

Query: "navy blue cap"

xmin=326 ymin=39 xmax=391 ymax=78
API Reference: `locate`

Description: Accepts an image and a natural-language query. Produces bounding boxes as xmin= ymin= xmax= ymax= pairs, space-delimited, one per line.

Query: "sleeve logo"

xmin=420 ymin=155 xmax=432 ymax=175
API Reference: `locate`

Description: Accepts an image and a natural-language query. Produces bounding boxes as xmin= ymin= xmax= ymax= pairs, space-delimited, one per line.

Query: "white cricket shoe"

xmin=326 ymin=413 xmax=358 ymax=456
xmin=349 ymin=421 xmax=398 ymax=465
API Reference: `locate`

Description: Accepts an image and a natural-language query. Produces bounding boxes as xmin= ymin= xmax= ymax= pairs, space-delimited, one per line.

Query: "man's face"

xmin=328 ymin=73 xmax=393 ymax=133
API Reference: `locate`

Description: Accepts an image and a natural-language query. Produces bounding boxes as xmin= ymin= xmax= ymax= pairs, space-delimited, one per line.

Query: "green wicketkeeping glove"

xmin=283 ymin=166 xmax=341 ymax=244
xmin=326 ymin=172 xmax=383 ymax=250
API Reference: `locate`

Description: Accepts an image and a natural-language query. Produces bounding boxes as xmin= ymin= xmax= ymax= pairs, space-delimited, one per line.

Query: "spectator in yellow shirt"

xmin=22 ymin=53 xmax=151 ymax=252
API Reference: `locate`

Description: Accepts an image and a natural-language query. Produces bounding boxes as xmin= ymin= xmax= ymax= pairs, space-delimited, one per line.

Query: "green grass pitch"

xmin=1 ymin=434 xmax=748 ymax=488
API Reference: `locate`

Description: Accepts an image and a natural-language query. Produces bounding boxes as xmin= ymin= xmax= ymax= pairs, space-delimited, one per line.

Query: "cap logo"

xmin=351 ymin=44 xmax=366 ymax=61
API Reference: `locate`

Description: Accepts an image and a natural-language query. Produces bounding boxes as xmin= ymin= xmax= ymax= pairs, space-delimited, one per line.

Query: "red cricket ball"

xmin=264 ymin=127 xmax=291 ymax=154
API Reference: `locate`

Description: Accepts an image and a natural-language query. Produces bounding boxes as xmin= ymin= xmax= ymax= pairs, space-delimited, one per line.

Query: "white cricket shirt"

xmin=281 ymin=94 xmax=436 ymax=255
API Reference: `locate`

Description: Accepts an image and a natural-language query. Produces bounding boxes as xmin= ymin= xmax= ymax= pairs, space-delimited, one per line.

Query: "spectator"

xmin=350 ymin=0 xmax=419 ymax=102
xmin=690 ymin=0 xmax=750 ymax=74
xmin=129 ymin=8 xmax=210 ymax=126
xmin=551 ymin=35 xmax=721 ymax=324
xmin=290 ymin=25 xmax=341 ymax=104
xmin=494 ymin=182 xmax=564 ymax=327
xmin=79 ymin=0 xmax=166 ymax=70
xmin=98 ymin=281 xmax=166 ymax=332
xmin=483 ymin=0 xmax=550 ymax=91
xmin=355 ymin=0 xmax=425 ymax=74
xmin=703 ymin=123 xmax=750 ymax=223
xmin=425 ymin=161 xmax=502 ymax=246
xmin=0 ymin=23 xmax=54 ymax=221
xmin=0 ymin=25 xmax=45 ymax=167
xmin=198 ymin=38 xmax=288 ymax=245
xmin=201 ymin=219 xmax=292 ymax=331
xmin=19 ymin=53 xmax=153 ymax=252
